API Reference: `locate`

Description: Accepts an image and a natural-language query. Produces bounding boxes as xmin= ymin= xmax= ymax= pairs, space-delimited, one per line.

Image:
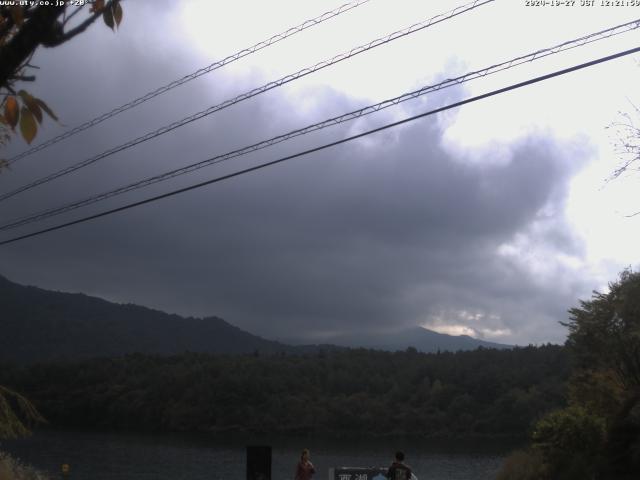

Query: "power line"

xmin=0 ymin=0 xmax=495 ymax=203
xmin=5 ymin=0 xmax=372 ymax=166
xmin=2 ymin=19 xmax=638 ymax=232
xmin=2 ymin=44 xmax=638 ymax=247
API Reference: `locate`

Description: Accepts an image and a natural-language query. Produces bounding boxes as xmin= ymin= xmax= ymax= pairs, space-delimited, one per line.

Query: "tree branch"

xmin=9 ymin=74 xmax=35 ymax=82
xmin=47 ymin=1 xmax=114 ymax=47
xmin=62 ymin=5 xmax=84 ymax=27
xmin=0 ymin=5 xmax=65 ymax=88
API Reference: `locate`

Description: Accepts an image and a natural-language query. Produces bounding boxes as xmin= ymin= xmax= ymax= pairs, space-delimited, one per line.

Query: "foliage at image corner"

xmin=0 ymin=385 xmax=45 ymax=440
xmin=0 ymin=450 xmax=51 ymax=480
xmin=0 ymin=0 xmax=124 ymax=168
xmin=0 ymin=385 xmax=48 ymax=478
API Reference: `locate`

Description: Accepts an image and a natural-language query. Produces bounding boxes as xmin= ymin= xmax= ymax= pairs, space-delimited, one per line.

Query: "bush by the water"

xmin=0 ymin=451 xmax=49 ymax=480
xmin=495 ymin=449 xmax=547 ymax=480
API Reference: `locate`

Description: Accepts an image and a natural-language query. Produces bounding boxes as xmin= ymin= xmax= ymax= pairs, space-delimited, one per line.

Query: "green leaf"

xmin=103 ymin=7 xmax=115 ymax=30
xmin=19 ymin=106 xmax=37 ymax=144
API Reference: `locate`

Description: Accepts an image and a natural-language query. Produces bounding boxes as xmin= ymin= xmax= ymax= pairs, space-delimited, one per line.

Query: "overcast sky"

xmin=1 ymin=0 xmax=639 ymax=345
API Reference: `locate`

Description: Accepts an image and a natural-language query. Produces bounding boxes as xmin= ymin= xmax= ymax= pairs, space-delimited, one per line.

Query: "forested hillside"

xmin=0 ymin=275 xmax=508 ymax=362
xmin=0 ymin=345 xmax=568 ymax=437
xmin=0 ymin=275 xmax=299 ymax=361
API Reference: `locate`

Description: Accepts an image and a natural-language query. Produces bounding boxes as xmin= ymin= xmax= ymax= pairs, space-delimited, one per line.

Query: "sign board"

xmin=330 ymin=467 xmax=387 ymax=480
xmin=246 ymin=445 xmax=271 ymax=480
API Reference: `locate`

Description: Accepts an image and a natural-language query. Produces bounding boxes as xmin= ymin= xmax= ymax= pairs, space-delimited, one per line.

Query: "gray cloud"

xmin=0 ymin=3 xmax=603 ymax=345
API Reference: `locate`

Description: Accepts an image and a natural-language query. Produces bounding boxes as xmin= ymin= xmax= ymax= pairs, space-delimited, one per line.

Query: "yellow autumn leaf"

xmin=114 ymin=2 xmax=123 ymax=27
xmin=4 ymin=96 xmax=19 ymax=128
xmin=91 ymin=0 xmax=105 ymax=13
xmin=19 ymin=106 xmax=37 ymax=144
xmin=18 ymin=90 xmax=43 ymax=124
xmin=34 ymin=98 xmax=59 ymax=122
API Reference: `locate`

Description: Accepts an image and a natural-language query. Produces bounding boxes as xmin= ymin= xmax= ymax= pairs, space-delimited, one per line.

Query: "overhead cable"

xmin=2 ymin=18 xmax=638 ymax=232
xmin=2 ymin=44 xmax=639 ymax=246
xmin=5 ymin=0 xmax=372 ymax=166
xmin=0 ymin=0 xmax=495 ymax=202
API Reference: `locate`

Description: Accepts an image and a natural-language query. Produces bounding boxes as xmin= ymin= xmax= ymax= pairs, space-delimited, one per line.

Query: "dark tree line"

xmin=0 ymin=344 xmax=568 ymax=438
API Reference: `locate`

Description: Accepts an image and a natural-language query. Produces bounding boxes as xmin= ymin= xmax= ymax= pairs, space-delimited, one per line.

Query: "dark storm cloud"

xmin=0 ymin=3 xmax=598 ymax=344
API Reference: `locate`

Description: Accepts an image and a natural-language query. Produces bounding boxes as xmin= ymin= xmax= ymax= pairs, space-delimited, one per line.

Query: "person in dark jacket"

xmin=295 ymin=448 xmax=316 ymax=480
xmin=387 ymin=451 xmax=412 ymax=480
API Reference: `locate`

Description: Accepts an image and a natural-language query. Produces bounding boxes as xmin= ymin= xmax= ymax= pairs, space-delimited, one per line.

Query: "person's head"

xmin=395 ymin=451 xmax=405 ymax=462
xmin=301 ymin=449 xmax=310 ymax=462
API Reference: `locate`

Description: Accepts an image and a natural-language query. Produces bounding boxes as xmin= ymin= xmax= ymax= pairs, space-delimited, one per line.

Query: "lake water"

xmin=1 ymin=431 xmax=515 ymax=480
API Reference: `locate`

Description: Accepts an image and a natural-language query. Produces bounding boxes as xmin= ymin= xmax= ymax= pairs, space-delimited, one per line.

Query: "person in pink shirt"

xmin=295 ymin=449 xmax=316 ymax=480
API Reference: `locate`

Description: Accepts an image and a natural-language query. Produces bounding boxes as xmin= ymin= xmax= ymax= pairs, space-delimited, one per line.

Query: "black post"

xmin=247 ymin=445 xmax=271 ymax=480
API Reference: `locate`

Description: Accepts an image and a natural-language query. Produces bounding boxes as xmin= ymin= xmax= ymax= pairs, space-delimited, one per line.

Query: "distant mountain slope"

xmin=287 ymin=326 xmax=512 ymax=353
xmin=0 ymin=275 xmax=510 ymax=363
xmin=0 ymin=275 xmax=298 ymax=362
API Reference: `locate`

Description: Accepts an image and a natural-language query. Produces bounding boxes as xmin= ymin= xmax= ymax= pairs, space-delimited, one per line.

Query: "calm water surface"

xmin=1 ymin=431 xmax=515 ymax=480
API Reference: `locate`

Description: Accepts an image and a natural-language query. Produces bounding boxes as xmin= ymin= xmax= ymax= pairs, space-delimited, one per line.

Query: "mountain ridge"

xmin=0 ymin=274 xmax=299 ymax=362
xmin=282 ymin=324 xmax=511 ymax=353
xmin=0 ymin=275 xmax=511 ymax=362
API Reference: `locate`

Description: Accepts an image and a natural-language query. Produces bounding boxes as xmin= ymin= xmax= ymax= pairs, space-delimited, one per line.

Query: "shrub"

xmin=0 ymin=451 xmax=50 ymax=480
xmin=532 ymin=406 xmax=605 ymax=479
xmin=495 ymin=449 xmax=548 ymax=480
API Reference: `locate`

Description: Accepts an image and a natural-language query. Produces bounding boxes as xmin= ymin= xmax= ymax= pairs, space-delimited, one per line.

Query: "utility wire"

xmin=1 ymin=44 xmax=639 ymax=247
xmin=0 ymin=0 xmax=495 ymax=203
xmin=5 ymin=0 xmax=372 ymax=166
xmin=1 ymin=19 xmax=638 ymax=232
